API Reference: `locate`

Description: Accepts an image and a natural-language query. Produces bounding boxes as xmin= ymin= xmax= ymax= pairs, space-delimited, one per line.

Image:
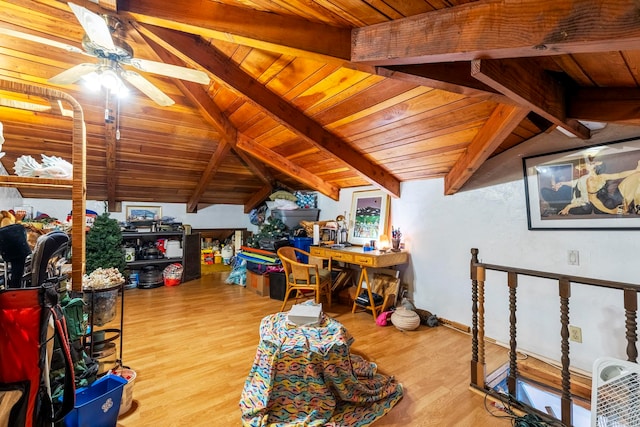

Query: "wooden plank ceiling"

xmin=1 ymin=0 xmax=639 ymax=213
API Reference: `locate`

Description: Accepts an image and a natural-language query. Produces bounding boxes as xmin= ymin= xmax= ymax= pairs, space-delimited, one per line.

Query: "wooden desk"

xmin=309 ymin=246 xmax=409 ymax=320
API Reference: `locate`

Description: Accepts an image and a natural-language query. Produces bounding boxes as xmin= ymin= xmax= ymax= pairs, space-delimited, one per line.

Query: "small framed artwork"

xmin=523 ymin=136 xmax=640 ymax=230
xmin=348 ymin=190 xmax=390 ymax=245
xmin=126 ymin=206 xmax=162 ymax=222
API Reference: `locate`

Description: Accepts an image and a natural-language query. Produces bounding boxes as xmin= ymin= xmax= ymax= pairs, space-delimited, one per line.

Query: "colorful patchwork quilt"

xmin=239 ymin=312 xmax=403 ymax=426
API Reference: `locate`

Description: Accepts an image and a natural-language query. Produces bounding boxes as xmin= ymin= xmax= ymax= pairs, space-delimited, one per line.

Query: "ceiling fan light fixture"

xmin=115 ymin=84 xmax=129 ymax=98
xmin=81 ymin=72 xmax=102 ymax=92
xmin=101 ymin=68 xmax=120 ymax=91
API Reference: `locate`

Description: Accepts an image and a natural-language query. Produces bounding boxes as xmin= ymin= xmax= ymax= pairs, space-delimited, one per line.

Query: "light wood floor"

xmin=113 ymin=273 xmax=512 ymax=427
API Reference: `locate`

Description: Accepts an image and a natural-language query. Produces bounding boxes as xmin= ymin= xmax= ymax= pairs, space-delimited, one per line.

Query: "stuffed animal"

xmin=0 ymin=210 xmax=16 ymax=227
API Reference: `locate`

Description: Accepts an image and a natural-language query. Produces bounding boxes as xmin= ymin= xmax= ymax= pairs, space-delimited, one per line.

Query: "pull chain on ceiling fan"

xmin=2 ymin=2 xmax=210 ymax=106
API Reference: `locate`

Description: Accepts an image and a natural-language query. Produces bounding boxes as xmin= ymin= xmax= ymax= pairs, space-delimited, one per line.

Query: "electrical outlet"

xmin=569 ymin=325 xmax=582 ymax=343
xmin=568 ymin=250 xmax=580 ymax=265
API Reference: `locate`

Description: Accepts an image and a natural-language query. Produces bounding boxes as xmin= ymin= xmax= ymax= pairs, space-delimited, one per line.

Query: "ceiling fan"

xmin=1 ymin=2 xmax=210 ymax=106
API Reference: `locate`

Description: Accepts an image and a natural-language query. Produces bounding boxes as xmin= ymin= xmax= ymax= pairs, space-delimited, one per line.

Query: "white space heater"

xmin=591 ymin=357 xmax=640 ymax=427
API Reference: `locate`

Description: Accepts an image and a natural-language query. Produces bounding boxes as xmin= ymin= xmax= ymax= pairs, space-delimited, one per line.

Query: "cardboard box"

xmin=247 ymin=270 xmax=270 ymax=296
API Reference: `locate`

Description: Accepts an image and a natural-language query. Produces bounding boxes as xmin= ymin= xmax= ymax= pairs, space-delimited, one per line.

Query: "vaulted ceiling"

xmin=1 ymin=0 xmax=639 ymax=213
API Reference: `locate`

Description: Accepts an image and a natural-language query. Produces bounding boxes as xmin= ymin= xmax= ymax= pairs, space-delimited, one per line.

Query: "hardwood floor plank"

xmin=113 ymin=273 xmax=511 ymax=426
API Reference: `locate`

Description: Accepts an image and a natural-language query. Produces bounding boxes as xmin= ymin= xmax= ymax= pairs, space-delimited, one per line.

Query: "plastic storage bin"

xmin=292 ymin=237 xmax=313 ymax=263
xmin=64 ymin=374 xmax=127 ymax=427
xmin=271 ymin=208 xmax=320 ymax=229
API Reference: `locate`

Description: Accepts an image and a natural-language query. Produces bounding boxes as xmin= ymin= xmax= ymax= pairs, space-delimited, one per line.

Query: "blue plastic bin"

xmin=293 ymin=237 xmax=313 ymax=263
xmin=64 ymin=374 xmax=128 ymax=427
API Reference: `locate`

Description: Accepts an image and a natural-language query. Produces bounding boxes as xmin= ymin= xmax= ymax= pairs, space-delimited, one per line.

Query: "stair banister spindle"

xmin=559 ymin=278 xmax=572 ymax=427
xmin=477 ymin=264 xmax=486 ymax=385
xmin=470 ymin=248 xmax=481 ymax=387
xmin=507 ymin=271 xmax=518 ymax=396
xmin=624 ymin=288 xmax=638 ymax=362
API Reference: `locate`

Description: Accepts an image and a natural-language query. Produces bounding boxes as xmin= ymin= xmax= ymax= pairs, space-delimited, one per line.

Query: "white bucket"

xmin=115 ymin=368 xmax=137 ymax=416
xmin=221 ymin=245 xmax=233 ymax=264
xmin=124 ymin=247 xmax=136 ymax=262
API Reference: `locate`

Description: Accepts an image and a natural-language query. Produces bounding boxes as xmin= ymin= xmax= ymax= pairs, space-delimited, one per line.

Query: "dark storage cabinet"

xmin=182 ymin=233 xmax=201 ymax=282
xmin=122 ymin=231 xmax=200 ymax=287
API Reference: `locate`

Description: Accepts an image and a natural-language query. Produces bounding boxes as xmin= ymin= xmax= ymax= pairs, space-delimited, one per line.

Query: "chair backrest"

xmin=30 ymin=231 xmax=70 ymax=287
xmin=0 ymin=224 xmax=32 ymax=288
xmin=277 ymin=246 xmax=316 ymax=286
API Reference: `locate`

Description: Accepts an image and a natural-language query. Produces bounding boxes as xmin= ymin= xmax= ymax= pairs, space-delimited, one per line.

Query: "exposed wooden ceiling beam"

xmin=97 ymin=0 xmax=117 ymax=12
xmin=186 ymin=140 xmax=232 ymax=213
xmin=352 ymin=0 xmax=640 ymax=66
xmin=568 ymin=88 xmax=640 ymax=122
xmin=140 ymin=33 xmax=279 ymax=208
xmin=376 ymin=63 xmax=506 ymax=100
xmin=118 ymin=0 xmax=353 ymax=65
xmin=130 ymin=29 xmax=237 ymax=212
xmin=159 ymin=77 xmax=275 ymax=187
xmin=244 ymin=184 xmax=273 ymax=214
xmin=237 ymin=134 xmax=339 ymax=201
xmin=444 ymin=104 xmax=529 ymax=195
xmin=470 ymin=58 xmax=590 ymax=139
xmin=133 ymin=23 xmax=401 ymax=197
xmin=233 ymin=150 xmax=275 ymax=187
xmin=169 ymin=78 xmax=276 ymax=208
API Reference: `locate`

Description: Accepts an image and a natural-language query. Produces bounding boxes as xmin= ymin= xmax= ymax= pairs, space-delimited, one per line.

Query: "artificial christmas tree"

xmin=247 ymin=217 xmax=289 ymax=248
xmin=85 ymin=212 xmax=125 ymax=274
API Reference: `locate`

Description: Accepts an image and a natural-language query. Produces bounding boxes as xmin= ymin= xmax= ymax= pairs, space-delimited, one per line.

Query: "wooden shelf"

xmin=122 ymin=231 xmax=183 ymax=238
xmin=0 ymin=176 xmax=73 ymax=189
xmin=126 ymin=258 xmax=183 ymax=268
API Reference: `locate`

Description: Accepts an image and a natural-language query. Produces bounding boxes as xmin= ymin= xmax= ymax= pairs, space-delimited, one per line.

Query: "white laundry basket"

xmin=114 ymin=368 xmax=137 ymax=416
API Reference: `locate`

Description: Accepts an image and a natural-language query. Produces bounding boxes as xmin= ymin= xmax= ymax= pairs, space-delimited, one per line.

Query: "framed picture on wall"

xmin=523 ymin=136 xmax=640 ymax=230
xmin=126 ymin=206 xmax=162 ymax=222
xmin=348 ymin=190 xmax=390 ymax=245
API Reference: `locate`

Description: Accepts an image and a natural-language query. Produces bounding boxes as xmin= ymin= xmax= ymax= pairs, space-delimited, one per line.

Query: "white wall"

xmin=0 ymin=163 xmax=22 ymax=208
xmin=318 ymin=124 xmax=640 ymax=371
xmin=0 ymin=186 xmax=22 ymax=208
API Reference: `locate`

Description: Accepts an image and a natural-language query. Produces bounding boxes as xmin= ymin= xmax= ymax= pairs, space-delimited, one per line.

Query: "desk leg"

xmin=351 ymin=269 xmax=364 ymax=314
xmin=351 ymin=267 xmax=379 ymax=320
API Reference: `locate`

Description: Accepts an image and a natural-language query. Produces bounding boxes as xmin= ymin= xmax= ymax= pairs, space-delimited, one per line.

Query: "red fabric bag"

xmin=0 ymin=285 xmax=75 ymax=427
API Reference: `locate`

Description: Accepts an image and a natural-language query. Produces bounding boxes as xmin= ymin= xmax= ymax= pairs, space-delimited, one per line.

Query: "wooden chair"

xmin=277 ymin=246 xmax=332 ymax=312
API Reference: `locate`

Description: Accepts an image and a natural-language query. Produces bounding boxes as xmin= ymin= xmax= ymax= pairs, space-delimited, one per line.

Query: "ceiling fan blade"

xmin=0 ymin=27 xmax=86 ymax=55
xmin=126 ymin=58 xmax=210 ymax=85
xmin=120 ymin=70 xmax=175 ymax=106
xmin=67 ymin=2 xmax=115 ymax=51
xmin=48 ymin=63 xmax=100 ymax=85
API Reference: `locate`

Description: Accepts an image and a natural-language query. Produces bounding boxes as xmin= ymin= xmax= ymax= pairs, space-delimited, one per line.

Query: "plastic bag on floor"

xmin=225 ymin=259 xmax=247 ymax=286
